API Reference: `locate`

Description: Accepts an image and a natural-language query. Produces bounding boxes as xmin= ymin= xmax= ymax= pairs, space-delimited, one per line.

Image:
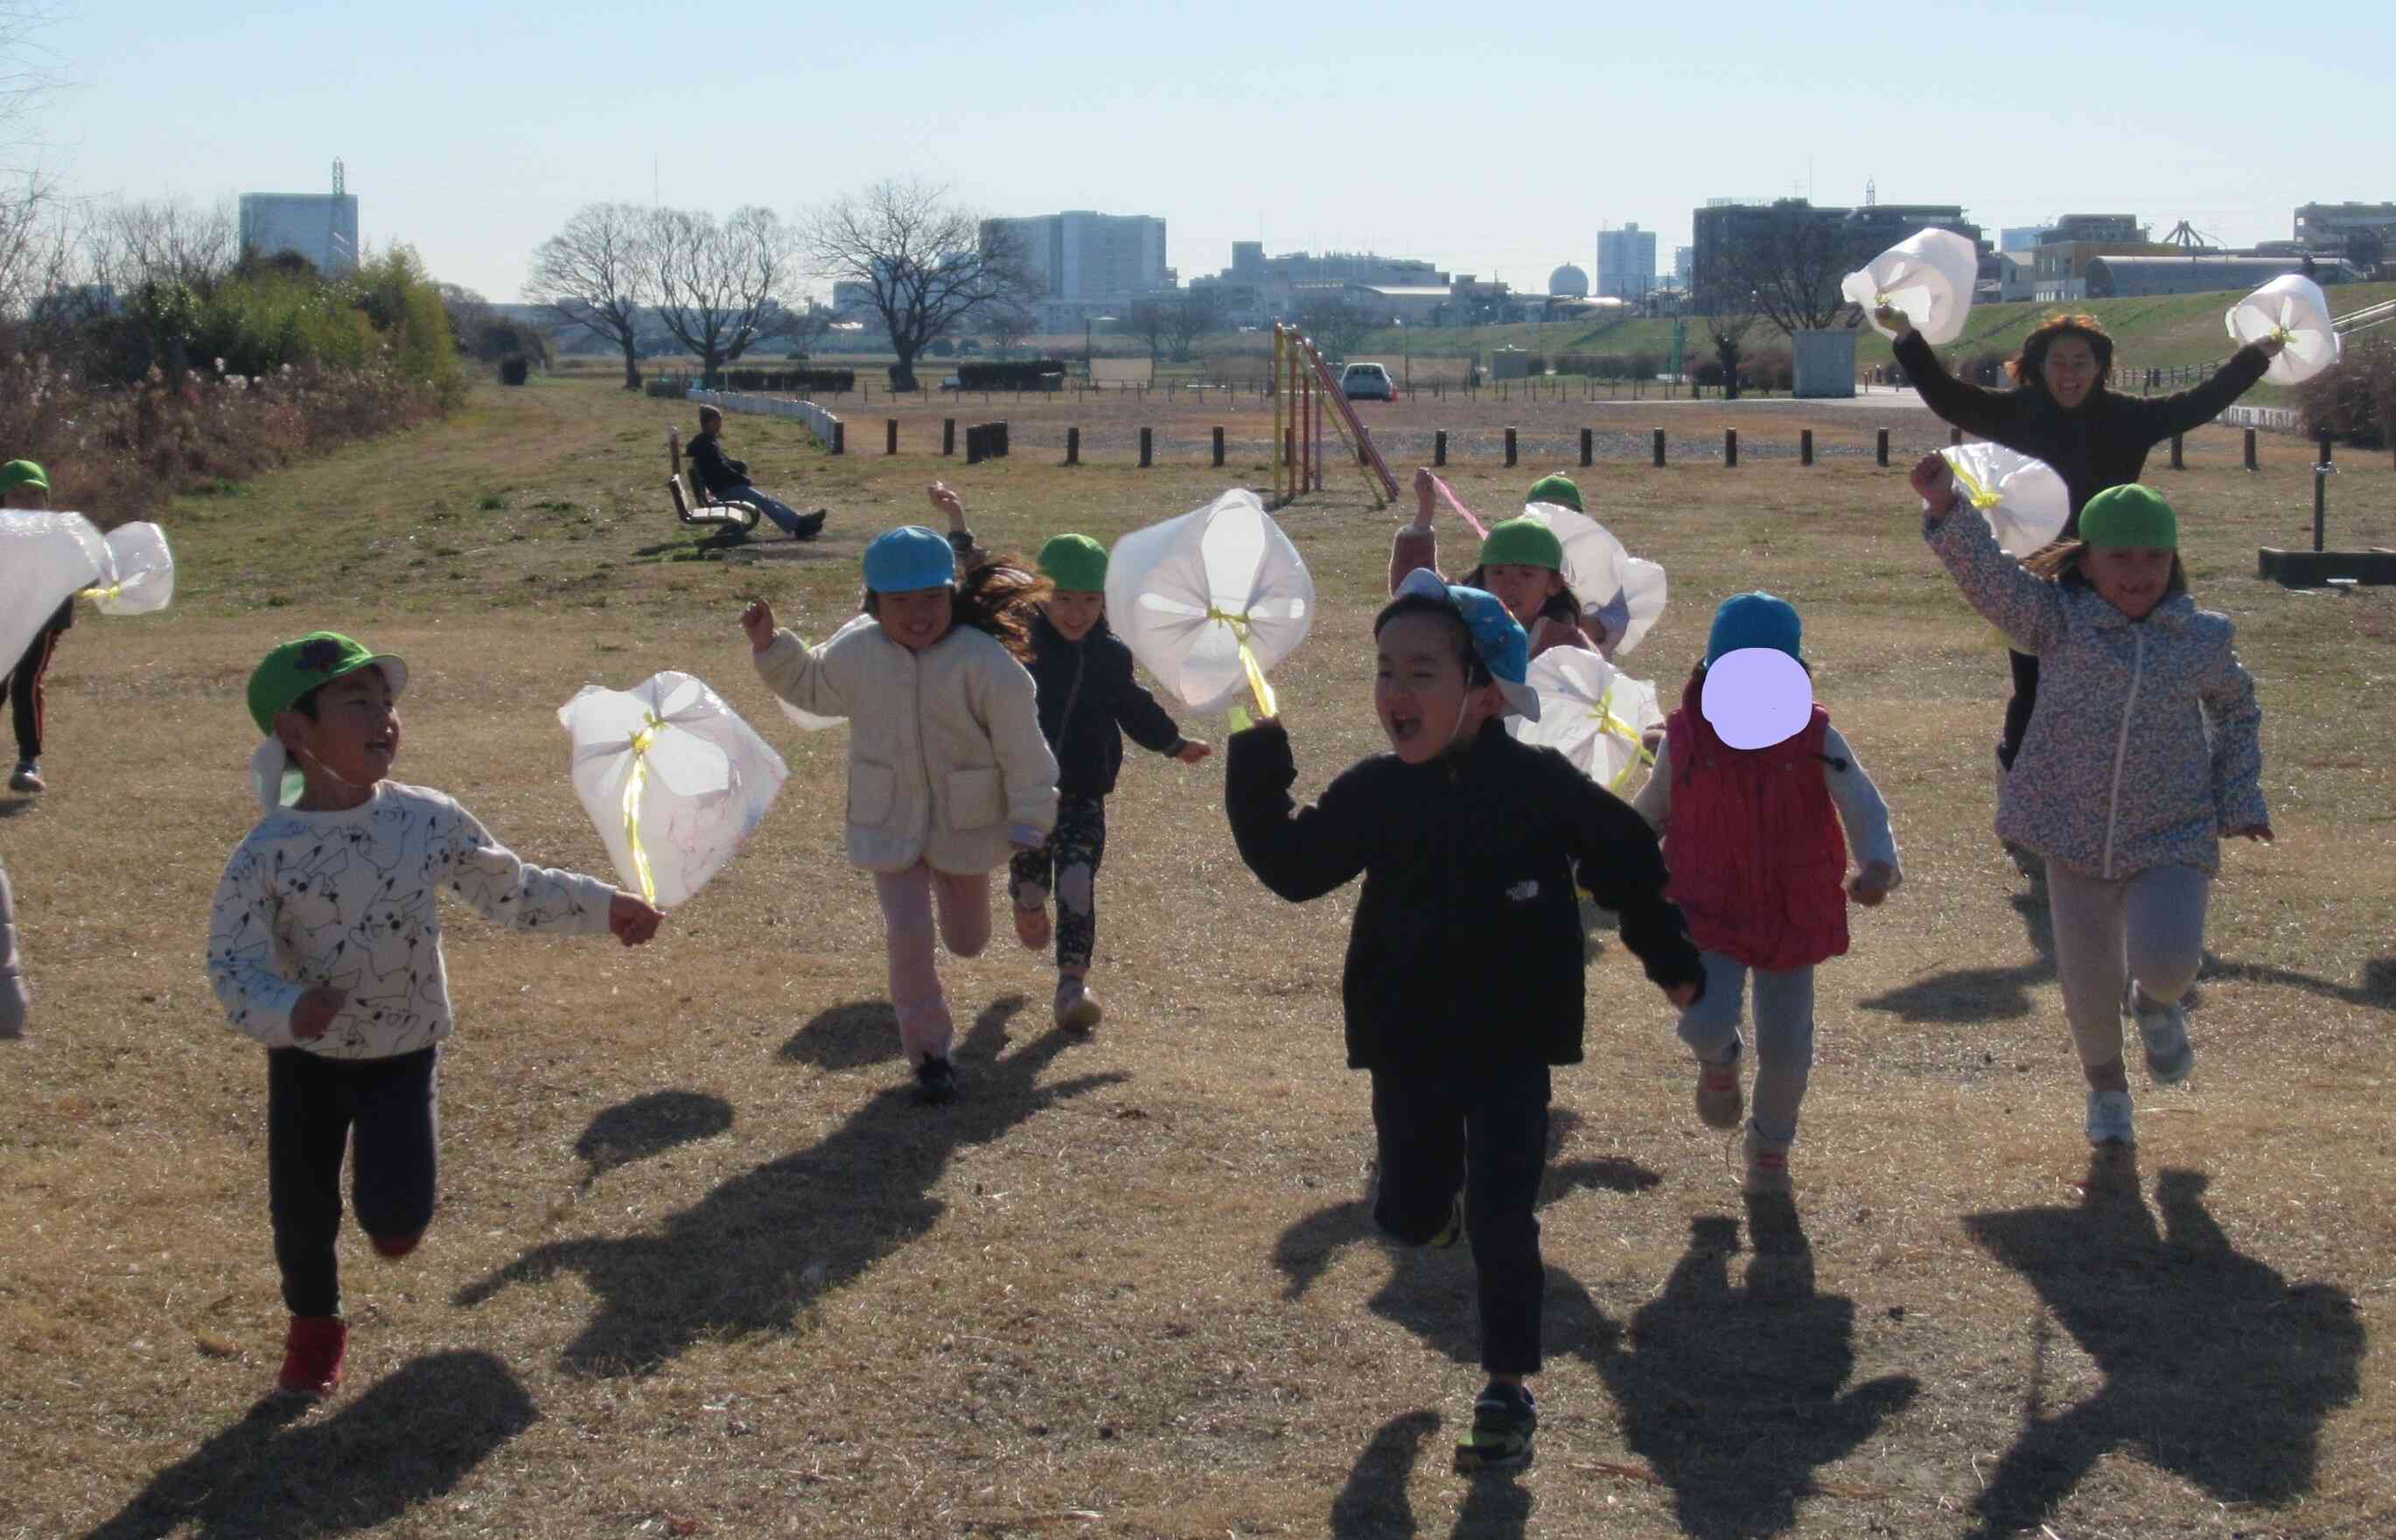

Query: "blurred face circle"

xmin=1046 ymin=590 xmax=1105 ymax=641
xmin=1479 ymin=562 xmax=1562 ymax=628
xmin=2040 ymin=335 xmax=2101 ymax=409
xmin=877 ymin=586 xmax=954 ymax=651
xmin=1701 ymin=648 xmax=1812 ymax=749
xmin=1376 ymin=611 xmax=1493 ymax=764
xmin=2082 ymin=545 xmax=2175 ymax=620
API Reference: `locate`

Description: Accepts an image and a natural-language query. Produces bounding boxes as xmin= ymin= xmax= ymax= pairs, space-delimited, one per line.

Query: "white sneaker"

xmin=2085 ymin=1089 xmax=2135 ymax=1147
xmin=1053 ymin=977 xmax=1101 ymax=1033
xmin=1742 ymin=1130 xmax=1792 ymax=1195
xmin=2127 ymin=986 xmax=2195 ymax=1086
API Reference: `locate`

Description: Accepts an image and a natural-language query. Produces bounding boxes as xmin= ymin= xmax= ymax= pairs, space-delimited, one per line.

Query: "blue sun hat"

xmin=1392 ymin=568 xmax=1540 ymax=721
xmin=862 ymin=525 xmax=957 ymax=594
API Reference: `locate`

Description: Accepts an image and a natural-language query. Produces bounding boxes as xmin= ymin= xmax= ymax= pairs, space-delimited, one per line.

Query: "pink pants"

xmin=871 ymin=862 xmax=992 ymax=1066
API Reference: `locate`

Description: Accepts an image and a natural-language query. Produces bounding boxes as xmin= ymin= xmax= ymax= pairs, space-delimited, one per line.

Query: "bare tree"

xmin=1163 ymin=288 xmax=1221 ymax=363
xmin=647 ymin=205 xmax=795 ymax=380
xmin=526 ymin=202 xmax=653 ymax=389
xmin=94 ymin=196 xmax=238 ymax=289
xmin=1719 ymin=207 xmax=1863 ymax=336
xmin=800 ymin=178 xmax=1036 ymax=392
xmin=1126 ymin=295 xmax=1171 ymax=365
xmin=1296 ymin=296 xmax=1366 ymax=362
xmin=981 ymin=297 xmax=1035 ymax=359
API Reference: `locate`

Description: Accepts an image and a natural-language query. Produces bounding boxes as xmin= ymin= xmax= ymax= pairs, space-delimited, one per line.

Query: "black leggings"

xmin=1998 ymin=650 xmax=2041 ymax=771
xmin=268 ymin=1046 xmax=440 ymax=1318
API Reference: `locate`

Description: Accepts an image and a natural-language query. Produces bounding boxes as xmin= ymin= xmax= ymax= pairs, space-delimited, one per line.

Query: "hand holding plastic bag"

xmin=559 ymin=672 xmax=788 ymax=909
xmin=1511 ymin=646 xmax=1663 ymax=791
xmin=82 ymin=522 xmax=176 ymax=615
xmin=1940 ymin=442 xmax=2069 ymax=557
xmin=1106 ymin=488 xmax=1314 ymax=726
xmin=0 ymin=511 xmax=108 ymax=668
xmin=2226 ymin=275 xmax=2340 ymax=387
xmin=1844 ymin=228 xmax=1980 ymax=345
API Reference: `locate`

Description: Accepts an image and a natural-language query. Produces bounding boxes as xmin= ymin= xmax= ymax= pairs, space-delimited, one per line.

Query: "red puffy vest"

xmin=1661 ymin=675 xmax=1850 ymax=972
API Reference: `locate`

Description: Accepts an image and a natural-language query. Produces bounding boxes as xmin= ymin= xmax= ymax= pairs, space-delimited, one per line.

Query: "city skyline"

xmin=17 ymin=0 xmax=2391 ymax=304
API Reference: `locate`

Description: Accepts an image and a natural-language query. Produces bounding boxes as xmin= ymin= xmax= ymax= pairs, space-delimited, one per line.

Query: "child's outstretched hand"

xmin=1410 ymin=466 xmax=1437 ymax=527
xmin=609 ymin=892 xmax=664 ymax=946
xmin=1664 ymin=981 xmax=1701 ymax=1009
xmin=2229 ymin=822 xmax=2274 ymax=843
xmin=1875 ymin=303 xmax=1915 ymax=338
xmin=741 ymin=599 xmax=778 ymax=653
xmin=290 ymin=986 xmax=346 ymax=1042
xmin=927 ymin=482 xmax=966 ymax=530
xmin=1909 ymin=452 xmax=1955 ymax=506
xmin=1175 ymin=740 xmax=1212 ymax=764
xmin=1848 ymin=860 xmax=1899 ymax=907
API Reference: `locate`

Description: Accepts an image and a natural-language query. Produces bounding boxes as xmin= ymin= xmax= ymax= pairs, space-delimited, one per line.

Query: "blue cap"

xmin=863 ymin=525 xmax=957 ymax=593
xmin=1705 ymin=591 xmax=1804 ymax=666
xmin=1392 ymin=568 xmax=1539 ymax=720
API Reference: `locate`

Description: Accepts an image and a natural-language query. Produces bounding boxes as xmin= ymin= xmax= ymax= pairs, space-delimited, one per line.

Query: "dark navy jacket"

xmin=1025 ymin=611 xmax=1185 ymax=798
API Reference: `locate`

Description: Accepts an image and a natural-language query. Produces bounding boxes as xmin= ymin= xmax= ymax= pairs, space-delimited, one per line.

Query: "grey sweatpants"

xmin=1676 ymin=950 xmax=1815 ymax=1147
xmin=2045 ymin=861 xmax=2210 ymax=1072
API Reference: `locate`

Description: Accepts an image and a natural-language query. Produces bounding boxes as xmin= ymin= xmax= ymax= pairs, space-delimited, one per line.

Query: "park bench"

xmin=666 ymin=428 xmax=762 ymax=535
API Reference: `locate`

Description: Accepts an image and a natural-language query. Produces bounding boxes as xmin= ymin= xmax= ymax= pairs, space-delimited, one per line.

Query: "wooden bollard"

xmin=942 ymin=418 xmax=955 ymax=456
xmin=965 ymin=425 xmax=983 ymax=465
xmin=2170 ymin=433 xmax=2184 ymax=470
xmin=1580 ymin=427 xmax=1594 ymax=468
xmin=1065 ymin=426 xmax=1079 ymax=466
xmin=1652 ymin=429 xmax=1666 ymax=468
xmin=830 ymin=420 xmax=845 ymax=456
xmin=1435 ymin=429 xmax=1448 ymax=467
xmin=2244 ymin=428 xmax=2258 ymax=471
xmin=1212 ymin=426 xmax=1226 ymax=467
xmin=1801 ymin=429 xmax=1813 ymax=467
xmin=1724 ymin=429 xmax=1738 ymax=468
xmin=1505 ymin=427 xmax=1519 ymax=467
xmin=885 ymin=419 xmax=898 ymax=456
xmin=1876 ymin=428 xmax=1890 ymax=467
xmin=1139 ymin=427 xmax=1153 ymax=468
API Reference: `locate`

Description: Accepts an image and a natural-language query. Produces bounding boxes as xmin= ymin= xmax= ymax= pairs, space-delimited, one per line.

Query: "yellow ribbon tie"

xmin=1949 ymin=460 xmax=2003 ymax=512
xmin=78 ymin=583 xmax=124 ymax=602
xmin=1205 ymin=604 xmax=1277 ymax=721
xmin=621 ymin=712 xmax=665 ymax=905
xmin=1587 ymin=684 xmax=1658 ymax=791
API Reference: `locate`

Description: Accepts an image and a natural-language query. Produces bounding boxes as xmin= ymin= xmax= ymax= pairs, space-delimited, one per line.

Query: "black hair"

xmin=1459 ymin=561 xmax=1584 ymax=626
xmin=2023 ymin=540 xmax=2190 ymax=596
xmin=284 ymin=663 xmax=391 ymax=724
xmin=863 ymin=550 xmax=1051 ymax=665
xmin=1373 ymin=593 xmax=1494 ymax=686
xmin=2009 ymin=313 xmax=2116 ymax=395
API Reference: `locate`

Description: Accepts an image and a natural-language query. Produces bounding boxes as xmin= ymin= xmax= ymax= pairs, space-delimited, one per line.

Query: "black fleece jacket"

xmin=1895 ymin=331 xmax=2271 ymax=535
xmin=1226 ymin=718 xmax=1703 ymax=1074
xmin=1026 ymin=612 xmax=1185 ymax=797
xmin=685 ymin=432 xmax=750 ymax=499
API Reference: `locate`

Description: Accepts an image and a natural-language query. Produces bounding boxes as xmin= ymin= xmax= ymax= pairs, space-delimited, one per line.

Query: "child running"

xmin=744 ymin=526 xmax=1058 ymax=1103
xmin=1630 ymin=593 xmax=1902 ymax=1195
xmin=208 ymin=633 xmax=662 ymax=1399
xmin=1911 ymin=459 xmax=2268 ymax=1148
xmin=1006 ymin=529 xmax=1210 ymax=1031
xmin=1225 ymin=568 xmax=1704 ymax=1474
xmin=1391 ymin=469 xmax=1600 ymax=657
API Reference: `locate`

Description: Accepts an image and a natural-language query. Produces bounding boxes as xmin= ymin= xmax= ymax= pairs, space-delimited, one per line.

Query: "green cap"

xmin=1037 ymin=533 xmax=1109 ymax=593
xmin=247 ymin=632 xmax=409 ymax=735
xmin=1478 ymin=516 xmax=1565 ymax=572
xmin=1525 ymin=473 xmax=1582 ymax=512
xmin=1 ymin=459 xmax=48 ymax=493
xmin=2078 ymin=484 xmax=2176 ymax=550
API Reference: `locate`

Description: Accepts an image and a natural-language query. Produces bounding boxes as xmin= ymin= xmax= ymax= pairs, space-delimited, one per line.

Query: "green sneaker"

xmin=1454 ymin=1382 xmax=1536 ymax=1473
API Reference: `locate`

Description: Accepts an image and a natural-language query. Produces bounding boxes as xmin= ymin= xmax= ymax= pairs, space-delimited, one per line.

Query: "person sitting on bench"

xmin=688 ymin=406 xmax=825 ymax=540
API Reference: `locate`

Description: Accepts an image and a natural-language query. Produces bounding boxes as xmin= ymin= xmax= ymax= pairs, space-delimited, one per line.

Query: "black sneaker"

xmin=1454 ymin=1382 xmax=1536 ymax=1472
xmin=792 ymin=510 xmax=827 ymax=540
xmin=913 ymin=1055 xmax=957 ymax=1105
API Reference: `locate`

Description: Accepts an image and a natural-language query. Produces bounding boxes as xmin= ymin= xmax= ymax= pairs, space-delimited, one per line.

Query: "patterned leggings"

xmin=1009 ymin=793 xmax=1107 ymax=972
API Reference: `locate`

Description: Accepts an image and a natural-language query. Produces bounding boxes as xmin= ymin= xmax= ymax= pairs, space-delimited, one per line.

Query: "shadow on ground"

xmin=572 ymin=1089 xmax=733 ymax=1188
xmin=78 ymin=1350 xmax=536 ymax=1540
xmin=779 ymin=999 xmax=905 ymax=1070
xmin=1961 ymin=1160 xmax=2364 ymax=1537
xmin=458 ymin=997 xmax=1124 ymax=1376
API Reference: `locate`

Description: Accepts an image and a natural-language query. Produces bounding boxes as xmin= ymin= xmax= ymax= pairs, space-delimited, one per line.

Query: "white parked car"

xmin=1340 ymin=362 xmax=1396 ymax=401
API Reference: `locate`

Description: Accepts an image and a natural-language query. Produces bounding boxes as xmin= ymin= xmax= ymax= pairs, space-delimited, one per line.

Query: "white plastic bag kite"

xmin=1519 ymin=502 xmax=1668 ymax=655
xmin=559 ymin=672 xmax=788 ymax=909
xmin=1106 ymin=487 xmax=1314 ymax=722
xmin=1845 ymin=228 xmax=1980 ymax=345
xmin=1512 ymin=646 xmax=1664 ymax=792
xmin=1941 ymin=442 xmax=2070 ymax=557
xmin=2227 ymin=275 xmax=2340 ymax=387
xmin=0 ymin=511 xmax=108 ymax=669
xmin=772 ymin=612 xmax=877 ymax=733
xmin=83 ymin=522 xmax=176 ymax=615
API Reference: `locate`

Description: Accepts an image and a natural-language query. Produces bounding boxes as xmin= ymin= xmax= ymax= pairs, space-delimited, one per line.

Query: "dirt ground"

xmin=2 ymin=376 xmax=2392 ymax=1539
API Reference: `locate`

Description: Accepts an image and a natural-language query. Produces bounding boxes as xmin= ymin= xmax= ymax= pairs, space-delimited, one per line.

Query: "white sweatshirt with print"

xmin=207 ymin=782 xmax=616 ymax=1058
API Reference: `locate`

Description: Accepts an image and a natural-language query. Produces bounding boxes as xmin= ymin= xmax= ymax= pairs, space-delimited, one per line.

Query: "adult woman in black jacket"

xmin=1884 ymin=308 xmax=2281 ymax=791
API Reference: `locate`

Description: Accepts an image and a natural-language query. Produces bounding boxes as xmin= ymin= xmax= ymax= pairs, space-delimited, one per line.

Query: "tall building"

xmin=1595 ymin=224 xmax=1658 ymax=300
xmin=2048 ymin=214 xmax=2144 ymax=243
xmin=980 ymin=211 xmax=1169 ymax=304
xmin=2000 ymin=226 xmax=2050 ymax=254
xmin=239 ymin=183 xmax=360 ymax=276
xmin=1673 ymin=246 xmax=1694 ymax=284
xmin=2293 ymin=201 xmax=2396 ymax=254
xmin=1689 ymin=198 xmax=1980 ymax=311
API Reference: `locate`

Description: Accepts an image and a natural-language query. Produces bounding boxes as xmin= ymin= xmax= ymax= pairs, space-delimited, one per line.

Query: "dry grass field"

xmin=3 ymin=376 xmax=2393 ymax=1539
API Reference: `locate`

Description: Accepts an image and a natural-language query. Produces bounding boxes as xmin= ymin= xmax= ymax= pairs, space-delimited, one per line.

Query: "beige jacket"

xmin=756 ymin=620 xmax=1058 ymax=875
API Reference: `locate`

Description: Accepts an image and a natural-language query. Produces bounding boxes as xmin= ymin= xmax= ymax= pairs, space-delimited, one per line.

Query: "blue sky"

xmin=23 ymin=0 xmax=2393 ymax=302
